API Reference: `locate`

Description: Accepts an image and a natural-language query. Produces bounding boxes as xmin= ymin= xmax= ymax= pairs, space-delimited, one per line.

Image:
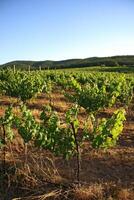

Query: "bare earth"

xmin=0 ymin=90 xmax=134 ymax=200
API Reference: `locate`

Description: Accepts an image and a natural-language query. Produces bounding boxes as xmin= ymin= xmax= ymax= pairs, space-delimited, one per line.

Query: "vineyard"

xmin=0 ymin=68 xmax=134 ymax=200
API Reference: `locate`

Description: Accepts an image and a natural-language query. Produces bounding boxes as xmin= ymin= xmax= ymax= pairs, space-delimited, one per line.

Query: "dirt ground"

xmin=0 ymin=90 xmax=134 ymax=200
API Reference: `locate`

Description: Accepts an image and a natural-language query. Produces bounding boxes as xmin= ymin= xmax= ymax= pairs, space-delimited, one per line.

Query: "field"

xmin=0 ymin=68 xmax=134 ymax=200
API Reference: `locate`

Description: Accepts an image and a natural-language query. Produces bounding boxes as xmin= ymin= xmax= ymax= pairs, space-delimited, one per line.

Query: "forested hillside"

xmin=1 ymin=55 xmax=134 ymax=70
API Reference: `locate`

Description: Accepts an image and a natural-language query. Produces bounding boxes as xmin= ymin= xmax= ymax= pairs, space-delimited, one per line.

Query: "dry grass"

xmin=117 ymin=188 xmax=134 ymax=200
xmin=73 ymin=184 xmax=104 ymax=200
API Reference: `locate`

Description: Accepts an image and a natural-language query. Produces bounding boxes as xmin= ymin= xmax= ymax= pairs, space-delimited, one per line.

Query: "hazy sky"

xmin=0 ymin=0 xmax=134 ymax=64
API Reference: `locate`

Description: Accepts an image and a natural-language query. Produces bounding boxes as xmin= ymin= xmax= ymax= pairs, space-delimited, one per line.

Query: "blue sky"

xmin=0 ymin=0 xmax=134 ymax=64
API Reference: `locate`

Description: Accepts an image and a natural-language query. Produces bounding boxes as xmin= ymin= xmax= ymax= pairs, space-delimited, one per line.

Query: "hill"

xmin=1 ymin=55 xmax=134 ymax=70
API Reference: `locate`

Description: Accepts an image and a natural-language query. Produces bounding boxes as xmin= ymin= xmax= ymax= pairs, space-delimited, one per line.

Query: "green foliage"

xmin=14 ymin=104 xmax=38 ymax=143
xmin=35 ymin=106 xmax=61 ymax=153
xmin=35 ymin=104 xmax=79 ymax=159
xmin=0 ymin=69 xmax=131 ymax=159
xmin=91 ymin=109 xmax=126 ymax=148
xmin=0 ymin=70 xmax=45 ymax=102
xmin=64 ymin=73 xmax=134 ymax=111
xmin=65 ymin=83 xmax=116 ymax=113
xmin=0 ymin=106 xmax=14 ymax=147
xmin=1 ymin=103 xmax=126 ymax=158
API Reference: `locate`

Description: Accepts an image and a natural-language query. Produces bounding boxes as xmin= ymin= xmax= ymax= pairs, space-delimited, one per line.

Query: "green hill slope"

xmin=1 ymin=55 xmax=134 ymax=70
